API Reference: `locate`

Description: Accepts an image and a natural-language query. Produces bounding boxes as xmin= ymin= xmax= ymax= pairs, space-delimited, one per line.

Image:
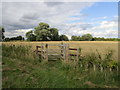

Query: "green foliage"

xmin=34 ymin=22 xmax=50 ymax=37
xmin=4 ymin=36 xmax=24 ymax=41
xmin=26 ymin=22 xmax=69 ymax=41
xmin=71 ymin=34 xmax=93 ymax=41
xmin=48 ymin=28 xmax=59 ymax=41
xmin=27 ymin=34 xmax=36 ymax=41
xmin=78 ymin=49 xmax=119 ymax=71
xmin=34 ymin=22 xmax=49 ymax=34
xmin=32 ymin=22 xmax=61 ymax=41
xmin=108 ymin=60 xmax=118 ymax=68
xmin=81 ymin=34 xmax=93 ymax=41
xmin=26 ymin=30 xmax=36 ymax=41
xmin=59 ymin=35 xmax=69 ymax=41
xmin=71 ymin=36 xmax=81 ymax=41
xmin=71 ymin=35 xmax=120 ymax=41
xmin=36 ymin=29 xmax=51 ymax=41
xmin=94 ymin=37 xmax=120 ymax=41
xmin=26 ymin=30 xmax=33 ymax=38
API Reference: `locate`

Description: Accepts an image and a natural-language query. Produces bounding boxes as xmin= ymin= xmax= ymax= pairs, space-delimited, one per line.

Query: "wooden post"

xmin=66 ymin=44 xmax=69 ymax=62
xmin=68 ymin=44 xmax=69 ymax=62
xmin=63 ymin=44 xmax=65 ymax=61
xmin=61 ymin=43 xmax=64 ymax=61
xmin=45 ymin=44 xmax=48 ymax=61
xmin=77 ymin=48 xmax=79 ymax=62
xmin=41 ymin=43 xmax=44 ymax=60
xmin=74 ymin=50 xmax=76 ymax=62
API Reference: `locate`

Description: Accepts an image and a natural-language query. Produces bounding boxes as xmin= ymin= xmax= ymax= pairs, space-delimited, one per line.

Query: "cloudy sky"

xmin=1 ymin=0 xmax=118 ymax=39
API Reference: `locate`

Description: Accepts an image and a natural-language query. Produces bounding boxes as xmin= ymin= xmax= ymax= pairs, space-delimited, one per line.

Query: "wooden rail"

xmin=69 ymin=48 xmax=77 ymax=50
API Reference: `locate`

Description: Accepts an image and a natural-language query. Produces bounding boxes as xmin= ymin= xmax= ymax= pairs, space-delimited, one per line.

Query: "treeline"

xmin=0 ymin=22 xmax=120 ymax=42
xmin=4 ymin=36 xmax=24 ymax=41
xmin=71 ymin=35 xmax=120 ymax=41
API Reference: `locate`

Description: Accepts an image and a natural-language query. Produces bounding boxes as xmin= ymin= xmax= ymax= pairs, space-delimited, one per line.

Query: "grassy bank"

xmin=2 ymin=44 xmax=119 ymax=88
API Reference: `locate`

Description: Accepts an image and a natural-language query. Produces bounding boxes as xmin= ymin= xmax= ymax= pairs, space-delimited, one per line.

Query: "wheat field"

xmin=2 ymin=41 xmax=119 ymax=60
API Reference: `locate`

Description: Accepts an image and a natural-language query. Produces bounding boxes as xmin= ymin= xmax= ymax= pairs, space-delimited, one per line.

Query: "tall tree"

xmin=34 ymin=22 xmax=59 ymax=41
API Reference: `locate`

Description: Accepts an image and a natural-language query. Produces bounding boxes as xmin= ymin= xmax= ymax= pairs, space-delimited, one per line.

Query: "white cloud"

xmin=59 ymin=17 xmax=118 ymax=39
xmin=2 ymin=2 xmax=94 ymax=37
xmin=1 ymin=2 xmax=118 ymax=39
xmin=5 ymin=29 xmax=32 ymax=37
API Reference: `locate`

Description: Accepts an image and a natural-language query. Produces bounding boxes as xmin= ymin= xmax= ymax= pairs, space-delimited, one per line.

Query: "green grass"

xmin=2 ymin=44 xmax=120 ymax=88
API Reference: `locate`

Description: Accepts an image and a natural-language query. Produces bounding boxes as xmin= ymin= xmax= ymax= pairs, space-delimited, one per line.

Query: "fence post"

xmin=41 ymin=43 xmax=44 ymax=60
xmin=67 ymin=44 xmax=70 ymax=62
xmin=45 ymin=44 xmax=48 ymax=61
xmin=66 ymin=44 xmax=69 ymax=62
xmin=76 ymin=48 xmax=79 ymax=63
xmin=63 ymin=44 xmax=65 ymax=61
xmin=61 ymin=42 xmax=64 ymax=61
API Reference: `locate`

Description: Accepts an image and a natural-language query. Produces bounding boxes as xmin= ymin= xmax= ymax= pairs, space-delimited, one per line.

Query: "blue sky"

xmin=1 ymin=2 xmax=118 ymax=38
xmin=82 ymin=2 xmax=118 ymax=18
xmin=69 ymin=2 xmax=118 ymax=23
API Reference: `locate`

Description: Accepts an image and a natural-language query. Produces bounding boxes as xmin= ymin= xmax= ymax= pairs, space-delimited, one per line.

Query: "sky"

xmin=1 ymin=0 xmax=118 ymax=39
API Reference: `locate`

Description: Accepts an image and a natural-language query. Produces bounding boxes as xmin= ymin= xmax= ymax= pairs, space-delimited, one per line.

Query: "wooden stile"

xmin=35 ymin=43 xmax=80 ymax=63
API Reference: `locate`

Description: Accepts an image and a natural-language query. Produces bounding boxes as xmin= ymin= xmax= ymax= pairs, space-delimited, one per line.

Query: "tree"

xmin=34 ymin=22 xmax=50 ymax=35
xmin=26 ymin=30 xmax=33 ymax=38
xmin=81 ymin=34 xmax=93 ymax=41
xmin=59 ymin=35 xmax=69 ymax=41
xmin=0 ymin=27 xmax=5 ymax=41
xmin=48 ymin=28 xmax=59 ymax=41
xmin=26 ymin=30 xmax=36 ymax=41
xmin=11 ymin=36 xmax=24 ymax=41
xmin=27 ymin=34 xmax=36 ymax=41
xmin=36 ymin=29 xmax=51 ymax=41
xmin=34 ymin=22 xmax=59 ymax=41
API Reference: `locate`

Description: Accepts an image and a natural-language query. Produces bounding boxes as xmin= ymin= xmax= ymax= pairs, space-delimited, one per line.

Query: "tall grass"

xmin=2 ymin=44 xmax=119 ymax=88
